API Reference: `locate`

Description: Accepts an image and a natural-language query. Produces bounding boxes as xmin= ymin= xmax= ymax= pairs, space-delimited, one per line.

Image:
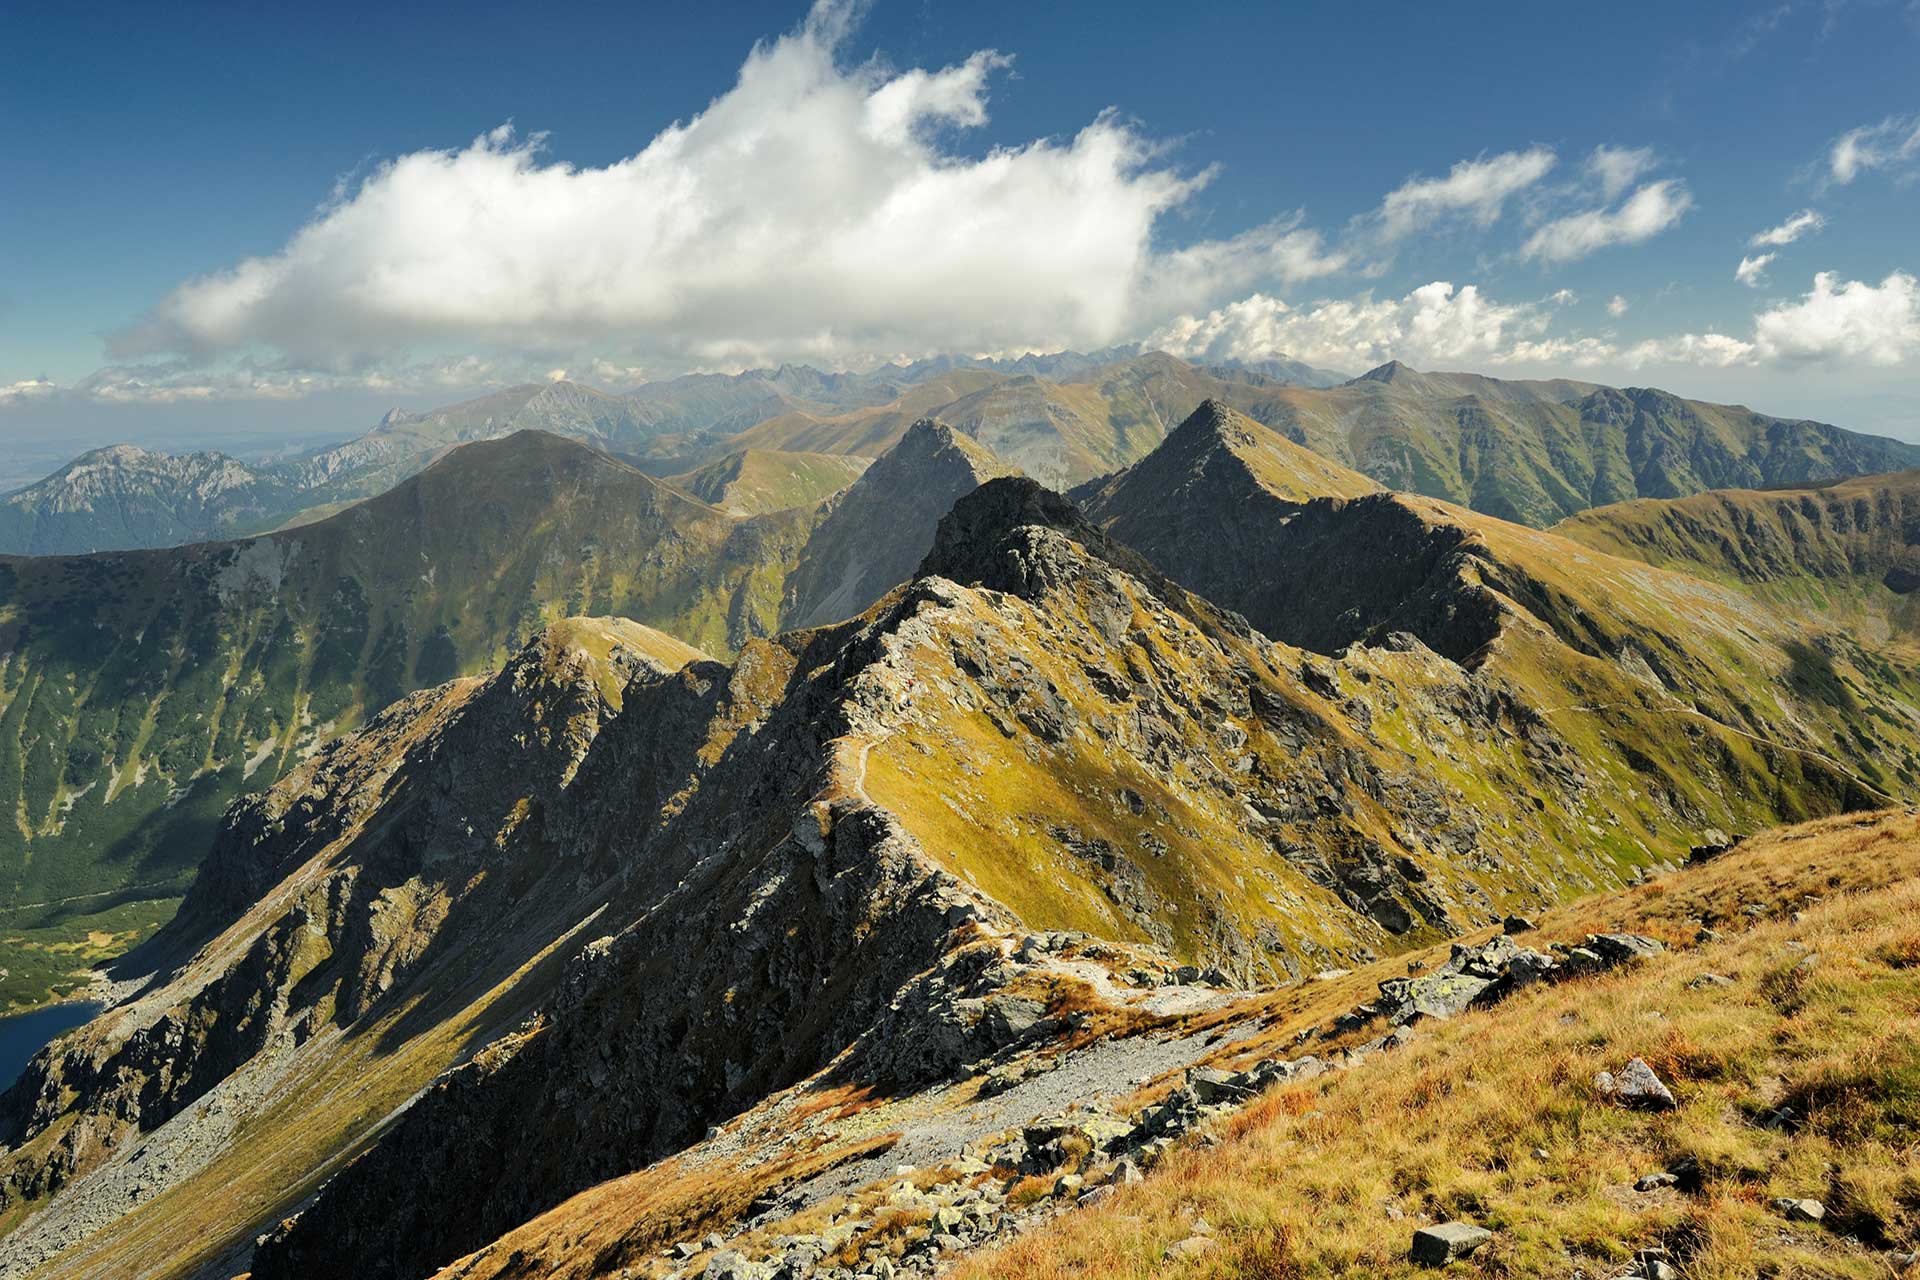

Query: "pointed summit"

xmin=1084 ymin=399 xmax=1377 ymax=519
xmin=1351 ymin=359 xmax=1419 ymax=385
xmin=780 ymin=420 xmax=1020 ymax=628
xmin=888 ymin=416 xmax=1003 ymax=471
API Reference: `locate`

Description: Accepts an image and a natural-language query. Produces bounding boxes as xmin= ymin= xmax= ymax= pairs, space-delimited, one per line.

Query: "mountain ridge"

xmin=2 ymin=406 xmax=1917 ymax=1276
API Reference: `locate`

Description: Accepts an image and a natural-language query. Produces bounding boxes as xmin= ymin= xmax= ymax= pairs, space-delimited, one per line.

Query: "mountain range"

xmin=6 ymin=352 xmax=1914 ymax=555
xmin=0 ymin=422 xmax=1008 ymax=1010
xmin=0 ymin=390 xmax=1917 ymax=1277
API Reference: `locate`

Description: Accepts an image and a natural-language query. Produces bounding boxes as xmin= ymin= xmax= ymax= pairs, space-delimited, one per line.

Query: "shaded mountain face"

xmin=781 ymin=419 xmax=1019 ymax=628
xmin=0 ymin=445 xmax=299 ymax=555
xmin=5 ymin=444 xmax=1912 ymax=1278
xmin=0 ymin=433 xmax=820 ymax=977
xmin=0 ymin=423 xmax=1015 ymax=1008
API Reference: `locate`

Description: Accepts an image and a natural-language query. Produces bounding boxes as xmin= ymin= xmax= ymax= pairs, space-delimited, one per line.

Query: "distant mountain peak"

xmin=1351 ymin=359 xmax=1419 ymax=384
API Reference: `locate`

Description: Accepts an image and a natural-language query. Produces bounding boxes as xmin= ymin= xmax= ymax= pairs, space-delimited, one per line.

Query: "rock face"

xmin=1597 ymin=1058 xmax=1677 ymax=1111
xmin=0 ymin=620 xmax=700 ymax=1223
xmin=1085 ymin=407 xmax=1501 ymax=660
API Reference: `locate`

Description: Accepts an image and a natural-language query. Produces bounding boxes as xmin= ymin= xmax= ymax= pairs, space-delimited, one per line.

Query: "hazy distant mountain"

xmin=0 ymin=445 xmax=297 ymax=555
xmin=10 ymin=352 xmax=1913 ymax=556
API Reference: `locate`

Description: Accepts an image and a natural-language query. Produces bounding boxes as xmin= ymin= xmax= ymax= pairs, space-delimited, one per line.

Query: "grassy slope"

xmin=956 ymin=806 xmax=1920 ymax=1280
xmin=1221 ymin=371 xmax=1920 ymax=529
xmin=1552 ymin=471 xmax=1920 ymax=636
xmin=669 ymin=450 xmax=870 ymax=515
xmin=0 ymin=434 xmax=814 ymax=1009
xmin=1088 ymin=406 xmax=1920 ymax=856
xmin=724 ymin=372 xmax=1008 ymax=458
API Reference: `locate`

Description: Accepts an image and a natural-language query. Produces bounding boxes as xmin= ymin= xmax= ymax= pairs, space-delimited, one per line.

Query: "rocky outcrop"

xmin=0 ymin=620 xmax=684 ymax=1217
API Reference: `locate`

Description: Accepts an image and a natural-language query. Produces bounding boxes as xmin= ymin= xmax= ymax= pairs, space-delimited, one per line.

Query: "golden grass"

xmin=435 ymin=1130 xmax=906 ymax=1280
xmin=950 ymin=808 xmax=1920 ymax=1280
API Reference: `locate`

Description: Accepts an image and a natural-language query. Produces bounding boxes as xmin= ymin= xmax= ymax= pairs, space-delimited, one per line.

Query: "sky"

xmin=3 ymin=0 xmax=1919 ymax=467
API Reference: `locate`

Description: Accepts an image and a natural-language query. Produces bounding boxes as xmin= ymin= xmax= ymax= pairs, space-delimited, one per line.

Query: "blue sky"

xmin=3 ymin=0 xmax=1918 ymax=462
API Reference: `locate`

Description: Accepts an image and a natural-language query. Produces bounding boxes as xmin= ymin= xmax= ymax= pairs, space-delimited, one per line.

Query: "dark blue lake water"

xmin=0 ymin=1002 xmax=102 ymax=1092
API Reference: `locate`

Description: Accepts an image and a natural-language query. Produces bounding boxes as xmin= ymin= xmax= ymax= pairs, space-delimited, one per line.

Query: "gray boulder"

xmin=1410 ymin=1221 xmax=1492 ymax=1265
xmin=1596 ymin=1057 xmax=1676 ymax=1111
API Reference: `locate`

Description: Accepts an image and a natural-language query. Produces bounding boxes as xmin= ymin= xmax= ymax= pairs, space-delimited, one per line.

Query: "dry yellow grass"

xmin=952 ymin=808 xmax=1920 ymax=1280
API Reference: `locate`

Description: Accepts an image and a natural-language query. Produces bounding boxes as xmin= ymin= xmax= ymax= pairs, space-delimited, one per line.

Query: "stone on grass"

xmin=1596 ymin=1057 xmax=1676 ymax=1111
xmin=1410 ymin=1221 xmax=1493 ymax=1265
xmin=1772 ymin=1197 xmax=1825 ymax=1223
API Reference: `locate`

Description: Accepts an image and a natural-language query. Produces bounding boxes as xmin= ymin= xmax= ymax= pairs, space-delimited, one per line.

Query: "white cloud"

xmin=1736 ymin=253 xmax=1776 ymax=287
xmin=0 ymin=379 xmax=59 ymax=405
xmin=1621 ymin=332 xmax=1756 ymax=368
xmin=1134 ymin=217 xmax=1347 ymax=321
xmin=1497 ymin=336 xmax=1621 ymax=368
xmin=1752 ymin=270 xmax=1920 ymax=364
xmin=1521 ymin=180 xmax=1692 ymax=262
xmin=1614 ymin=271 xmax=1919 ymax=369
xmin=1146 ymin=270 xmax=1920 ymax=381
xmin=1828 ymin=115 xmax=1920 ymax=184
xmin=1748 ymin=209 xmax=1825 ymax=247
xmin=0 ymin=357 xmax=520 ymax=409
xmin=1146 ymin=281 xmax=1548 ymax=371
xmin=1367 ymin=147 xmax=1557 ymax=243
xmin=110 ymin=1 xmax=1330 ymax=378
xmin=1607 ymin=295 xmax=1630 ymax=317
xmin=1588 ymin=145 xmax=1656 ymax=199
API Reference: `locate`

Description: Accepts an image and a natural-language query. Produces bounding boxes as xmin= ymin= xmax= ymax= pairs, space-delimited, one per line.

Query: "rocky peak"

xmin=885 ymin=417 xmax=1000 ymax=475
xmin=779 ymin=421 xmax=1019 ymax=628
xmin=1351 ymin=359 xmax=1417 ymax=385
xmin=1163 ymin=398 xmax=1244 ymax=449
xmin=918 ymin=477 xmax=1090 ymax=582
xmin=917 ymin=475 xmax=1153 ymax=593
